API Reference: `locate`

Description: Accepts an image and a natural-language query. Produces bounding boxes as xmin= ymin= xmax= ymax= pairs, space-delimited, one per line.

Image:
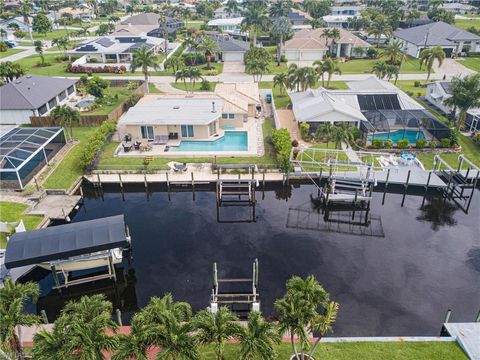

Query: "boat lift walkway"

xmin=443 ymin=323 xmax=480 ymax=360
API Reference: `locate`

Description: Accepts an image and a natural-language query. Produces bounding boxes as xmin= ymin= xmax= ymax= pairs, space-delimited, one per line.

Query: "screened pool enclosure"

xmin=361 ymin=109 xmax=451 ymax=144
xmin=0 ymin=127 xmax=66 ymax=189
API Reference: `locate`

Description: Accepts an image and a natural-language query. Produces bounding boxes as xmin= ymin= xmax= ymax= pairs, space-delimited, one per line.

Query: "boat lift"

xmin=209 ymin=259 xmax=260 ymax=317
xmin=433 ymin=154 xmax=480 ymax=212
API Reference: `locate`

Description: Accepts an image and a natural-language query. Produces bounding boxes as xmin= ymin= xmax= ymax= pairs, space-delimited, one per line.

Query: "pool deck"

xmin=444 ymin=323 xmax=480 ymax=360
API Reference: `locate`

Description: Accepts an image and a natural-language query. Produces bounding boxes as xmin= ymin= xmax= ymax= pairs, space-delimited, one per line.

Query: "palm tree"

xmin=112 ymin=315 xmax=149 ymax=360
xmin=0 ymin=61 xmax=25 ymax=83
xmin=188 ymin=67 xmax=203 ymax=92
xmin=225 ymin=0 xmax=240 ymax=17
xmin=32 ymin=321 xmax=69 ymax=360
xmin=50 ymin=105 xmax=81 ymax=141
xmin=381 ymin=39 xmax=407 ymax=66
xmin=372 ymin=60 xmax=388 ymax=79
xmin=130 ymin=45 xmax=160 ymax=94
xmin=315 ymin=122 xmax=335 ymax=147
xmin=269 ymin=0 xmax=292 ymax=18
xmin=241 ymin=5 xmax=270 ymax=47
xmin=419 ymin=46 xmax=445 ymax=81
xmin=0 ymin=279 xmax=40 ymax=358
xmin=322 ymin=28 xmax=340 ymax=55
xmin=322 ymin=58 xmax=341 ymax=87
xmin=313 ymin=59 xmax=326 ymax=87
xmin=195 ymin=307 xmax=243 ymax=360
xmin=444 ymin=74 xmax=480 ymax=130
xmin=17 ymin=0 xmax=33 ymax=42
xmin=308 ymin=301 xmax=339 ymax=358
xmin=333 ymin=122 xmax=356 ymax=148
xmin=238 ymin=311 xmax=280 ymax=360
xmin=199 ymin=36 xmax=220 ymax=70
xmin=299 ymin=66 xmax=318 ymax=91
xmin=158 ymin=11 xmax=170 ymax=59
xmin=368 ymin=14 xmax=392 ymax=47
xmin=273 ymin=72 xmax=288 ymax=96
xmin=271 ymin=17 xmax=293 ymax=66
xmin=51 ymin=37 xmax=70 ymax=54
xmin=287 ymin=63 xmax=300 ymax=91
xmin=385 ymin=64 xmax=400 ymax=84
xmin=175 ymin=67 xmax=189 ymax=91
xmin=33 ymin=40 xmax=44 ymax=65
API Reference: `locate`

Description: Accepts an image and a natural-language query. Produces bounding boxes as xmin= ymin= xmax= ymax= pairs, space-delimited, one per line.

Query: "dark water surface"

xmin=33 ymin=184 xmax=480 ymax=336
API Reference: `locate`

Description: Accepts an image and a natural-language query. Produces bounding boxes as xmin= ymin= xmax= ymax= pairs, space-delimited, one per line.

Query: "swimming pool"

xmin=171 ymin=131 xmax=248 ymax=152
xmin=368 ymin=130 xmax=425 ymax=144
xmin=76 ymin=99 xmax=95 ymax=108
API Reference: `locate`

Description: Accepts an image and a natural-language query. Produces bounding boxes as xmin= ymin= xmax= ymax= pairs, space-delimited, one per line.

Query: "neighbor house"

xmin=0 ymin=75 xmax=78 ymax=125
xmin=214 ymin=6 xmax=241 ymax=19
xmin=393 ymin=21 xmax=480 ymax=58
xmin=425 ymin=80 xmax=480 ymax=131
xmin=68 ymin=35 xmax=164 ymax=64
xmin=322 ymin=6 xmax=364 ymax=29
xmin=119 ymin=12 xmax=183 ymax=39
xmin=289 ymin=8 xmax=312 ymax=27
xmin=0 ymin=17 xmax=30 ymax=33
xmin=282 ymin=27 xmax=370 ymax=65
xmin=211 ymin=34 xmax=249 ymax=62
xmin=118 ymin=83 xmax=259 ymax=142
xmin=439 ymin=2 xmax=477 ymax=14
xmin=207 ymin=17 xmax=243 ymax=35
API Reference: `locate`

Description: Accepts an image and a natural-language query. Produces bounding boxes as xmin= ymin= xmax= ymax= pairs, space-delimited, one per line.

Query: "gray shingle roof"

xmin=214 ymin=37 xmax=250 ymax=52
xmin=393 ymin=21 xmax=480 ymax=46
xmin=0 ymin=75 xmax=78 ymax=110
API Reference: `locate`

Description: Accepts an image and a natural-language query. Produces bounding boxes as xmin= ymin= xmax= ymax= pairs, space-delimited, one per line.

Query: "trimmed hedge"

xmin=272 ymin=128 xmax=292 ymax=172
xmin=80 ymin=120 xmax=116 ymax=170
xmin=67 ymin=63 xmax=127 ymax=74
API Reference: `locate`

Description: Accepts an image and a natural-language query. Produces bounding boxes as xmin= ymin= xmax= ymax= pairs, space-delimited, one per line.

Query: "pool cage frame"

xmin=360 ymin=109 xmax=451 ymax=144
xmin=0 ymin=127 xmax=66 ymax=190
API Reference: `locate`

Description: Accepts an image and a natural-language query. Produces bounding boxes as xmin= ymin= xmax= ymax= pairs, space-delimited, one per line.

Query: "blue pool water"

xmin=76 ymin=99 xmax=95 ymax=108
xmin=368 ymin=130 xmax=425 ymax=144
xmin=172 ymin=131 xmax=248 ymax=152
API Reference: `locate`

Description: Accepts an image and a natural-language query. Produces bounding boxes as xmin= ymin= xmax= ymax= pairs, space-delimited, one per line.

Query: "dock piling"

xmin=40 ymin=310 xmax=48 ymax=324
xmin=191 ymin=172 xmax=195 ymax=200
xmin=476 ymin=309 xmax=480 ymax=322
xmin=115 ymin=309 xmax=122 ymax=326
xmin=444 ymin=309 xmax=452 ymax=323
xmin=401 ymin=170 xmax=411 ymax=207
xmin=422 ymin=171 xmax=432 ymax=208
xmin=382 ymin=168 xmax=390 ymax=205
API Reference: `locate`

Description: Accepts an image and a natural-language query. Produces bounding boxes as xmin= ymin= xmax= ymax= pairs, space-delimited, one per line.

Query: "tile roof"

xmin=284 ymin=28 xmax=370 ymax=50
xmin=393 ymin=21 xmax=480 ymax=46
xmin=213 ymin=36 xmax=250 ymax=52
xmin=0 ymin=75 xmax=77 ymax=110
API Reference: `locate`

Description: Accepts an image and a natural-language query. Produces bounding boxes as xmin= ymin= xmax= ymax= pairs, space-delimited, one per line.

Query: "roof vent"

xmin=26 ymin=75 xmax=32 ymax=79
xmin=212 ymin=101 xmax=216 ymax=113
xmin=14 ymin=80 xmax=21 ymax=84
xmin=173 ymin=105 xmax=180 ymax=109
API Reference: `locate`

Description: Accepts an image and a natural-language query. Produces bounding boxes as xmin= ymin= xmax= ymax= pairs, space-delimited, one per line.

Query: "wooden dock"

xmin=27 ymin=195 xmax=82 ymax=222
xmin=444 ymin=323 xmax=480 ymax=360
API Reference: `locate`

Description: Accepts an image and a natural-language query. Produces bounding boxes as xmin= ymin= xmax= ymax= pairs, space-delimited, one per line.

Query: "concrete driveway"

xmin=222 ymin=61 xmax=245 ymax=73
xmin=433 ymin=58 xmax=476 ymax=78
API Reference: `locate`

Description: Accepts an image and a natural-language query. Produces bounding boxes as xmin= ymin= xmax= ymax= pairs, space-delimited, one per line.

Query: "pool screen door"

xmin=141 ymin=126 xmax=154 ymax=140
xmin=181 ymin=125 xmax=194 ymax=138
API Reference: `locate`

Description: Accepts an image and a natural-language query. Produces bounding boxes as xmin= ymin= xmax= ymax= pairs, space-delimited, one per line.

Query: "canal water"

xmin=31 ymin=183 xmax=480 ymax=336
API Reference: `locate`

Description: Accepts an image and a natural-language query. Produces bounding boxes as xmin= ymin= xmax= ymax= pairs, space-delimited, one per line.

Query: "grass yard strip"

xmin=148 ymin=83 xmax=162 ymax=93
xmin=258 ymin=81 xmax=291 ymax=109
xmin=199 ymin=341 xmax=468 ymax=359
xmin=81 ymin=87 xmax=131 ymax=116
xmin=32 ymin=29 xmax=73 ymax=40
xmin=96 ymin=118 xmax=277 ymax=170
xmin=0 ymin=48 xmax=25 ymax=59
xmin=170 ymin=81 xmax=217 ymax=92
xmin=0 ymin=202 xmax=44 ymax=248
xmin=457 ymin=57 xmax=480 ymax=72
xmin=339 ymin=57 xmax=428 ymax=74
xmin=14 ymin=53 xmax=71 ymax=76
xmin=43 ymin=127 xmax=98 ymax=190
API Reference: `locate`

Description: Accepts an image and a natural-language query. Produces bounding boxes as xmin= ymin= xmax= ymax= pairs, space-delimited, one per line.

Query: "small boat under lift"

xmin=3 ymin=215 xmax=131 ymax=289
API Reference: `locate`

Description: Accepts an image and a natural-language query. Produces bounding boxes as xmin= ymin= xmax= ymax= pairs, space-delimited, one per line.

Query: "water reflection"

xmin=416 ymin=196 xmax=458 ymax=231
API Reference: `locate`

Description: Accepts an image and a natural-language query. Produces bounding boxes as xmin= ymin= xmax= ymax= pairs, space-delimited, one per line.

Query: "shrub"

xmin=397 ymin=139 xmax=409 ymax=149
xmin=13 ymin=30 xmax=26 ymax=39
xmin=414 ymin=81 xmax=421 ymax=87
xmin=440 ymin=138 xmax=451 ymax=148
xmin=367 ymin=47 xmax=379 ymax=59
xmin=127 ymin=80 xmax=139 ymax=91
xmin=86 ymin=76 xmax=109 ymax=98
xmin=182 ymin=53 xmax=206 ymax=66
xmin=291 ymin=139 xmax=299 ymax=147
xmin=299 ymin=122 xmax=310 ymax=141
xmin=55 ymin=54 xmax=69 ymax=62
xmin=200 ymin=79 xmax=211 ymax=91
xmin=372 ymin=138 xmax=384 ymax=149
xmin=123 ymin=93 xmax=143 ymax=110
xmin=272 ymin=128 xmax=292 ymax=172
xmin=384 ymin=139 xmax=393 ymax=149
xmin=472 ymin=132 xmax=480 ymax=145
xmin=67 ymin=63 xmax=127 ymax=74
xmin=416 ymin=139 xmax=426 ymax=149
xmin=406 ymin=90 xmax=414 ymax=97
xmin=280 ymin=55 xmax=287 ymax=63
xmin=80 ymin=120 xmax=116 ymax=170
xmin=0 ymin=42 xmax=8 ymax=52
xmin=449 ymin=128 xmax=459 ymax=146
xmin=428 ymin=140 xmax=437 ymax=149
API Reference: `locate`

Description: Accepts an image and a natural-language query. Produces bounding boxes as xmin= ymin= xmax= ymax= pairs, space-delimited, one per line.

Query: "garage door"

xmin=442 ymin=48 xmax=453 ymax=57
xmin=223 ymin=52 xmax=244 ymax=62
xmin=300 ymin=51 xmax=323 ymax=61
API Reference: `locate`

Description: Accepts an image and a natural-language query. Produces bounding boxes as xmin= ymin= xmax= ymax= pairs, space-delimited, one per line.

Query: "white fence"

xmin=259 ymin=89 xmax=281 ymax=130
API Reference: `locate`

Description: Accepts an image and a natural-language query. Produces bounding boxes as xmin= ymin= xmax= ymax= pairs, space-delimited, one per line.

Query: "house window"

xmin=222 ymin=113 xmax=228 ymax=119
xmin=228 ymin=114 xmax=235 ymax=119
xmin=58 ymin=91 xmax=66 ymax=102
xmin=141 ymin=126 xmax=154 ymax=140
xmin=38 ymin=104 xmax=48 ymax=115
xmin=67 ymin=86 xmax=74 ymax=95
xmin=48 ymin=97 xmax=57 ymax=109
xmin=181 ymin=125 xmax=194 ymax=138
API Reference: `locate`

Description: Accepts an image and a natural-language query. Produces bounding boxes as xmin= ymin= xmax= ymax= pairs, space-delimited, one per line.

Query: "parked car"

xmin=4 ymin=40 xmax=17 ymax=48
xmin=266 ymin=94 xmax=272 ymax=103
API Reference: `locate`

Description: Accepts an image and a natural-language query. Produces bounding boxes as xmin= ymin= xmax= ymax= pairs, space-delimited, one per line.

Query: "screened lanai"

xmin=0 ymin=127 xmax=66 ymax=189
xmin=361 ymin=109 xmax=451 ymax=144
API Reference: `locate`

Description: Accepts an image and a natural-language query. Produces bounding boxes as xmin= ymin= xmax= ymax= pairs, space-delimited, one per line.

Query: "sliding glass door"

xmin=141 ymin=126 xmax=154 ymax=140
xmin=181 ymin=125 xmax=194 ymax=138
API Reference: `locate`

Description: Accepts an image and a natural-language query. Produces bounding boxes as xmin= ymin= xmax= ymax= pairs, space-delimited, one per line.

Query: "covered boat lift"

xmin=3 ymin=215 xmax=131 ymax=289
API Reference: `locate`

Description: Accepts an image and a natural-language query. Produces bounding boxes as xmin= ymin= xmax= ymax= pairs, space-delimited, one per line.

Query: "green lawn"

xmin=185 ymin=21 xmax=204 ymax=31
xmin=339 ymin=57 xmax=428 ymax=74
xmin=153 ymin=62 xmax=224 ymax=76
xmin=170 ymin=81 xmax=217 ymax=92
xmin=268 ymin=61 xmax=288 ymax=75
xmin=43 ymin=127 xmax=98 ymax=190
xmin=81 ymin=87 xmax=131 ymax=116
xmin=454 ymin=16 xmax=480 ymax=31
xmin=46 ymin=40 xmax=83 ymax=52
xmin=14 ymin=53 xmax=72 ymax=76
xmin=314 ymin=80 xmax=349 ymax=89
xmin=148 ymin=83 xmax=162 ymax=93
xmin=199 ymin=342 xmax=467 ymax=360
xmin=393 ymin=80 xmax=427 ymax=97
xmin=0 ymin=202 xmax=44 ymax=248
xmin=258 ymin=82 xmax=291 ymax=109
xmin=0 ymin=48 xmax=25 ymax=59
xmin=457 ymin=57 xmax=480 ymax=72
xmin=32 ymin=29 xmax=73 ymax=40
xmin=96 ymin=118 xmax=277 ymax=170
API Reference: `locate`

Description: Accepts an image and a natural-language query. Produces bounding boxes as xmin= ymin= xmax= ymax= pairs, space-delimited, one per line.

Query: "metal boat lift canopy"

xmin=4 ymin=215 xmax=128 ymax=269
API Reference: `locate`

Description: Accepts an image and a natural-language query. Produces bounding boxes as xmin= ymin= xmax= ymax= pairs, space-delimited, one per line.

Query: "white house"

xmin=393 ymin=21 xmax=480 ymax=58
xmin=207 ymin=17 xmax=243 ymax=35
xmin=425 ymin=81 xmax=479 ymax=131
xmin=0 ymin=75 xmax=78 ymax=125
xmin=211 ymin=34 xmax=250 ymax=62
xmin=439 ymin=3 xmax=477 ymax=14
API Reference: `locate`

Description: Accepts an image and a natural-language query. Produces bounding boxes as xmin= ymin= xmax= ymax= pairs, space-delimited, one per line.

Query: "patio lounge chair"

xmin=173 ymin=163 xmax=187 ymax=172
xmin=153 ymin=135 xmax=168 ymax=145
xmin=122 ymin=143 xmax=132 ymax=153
